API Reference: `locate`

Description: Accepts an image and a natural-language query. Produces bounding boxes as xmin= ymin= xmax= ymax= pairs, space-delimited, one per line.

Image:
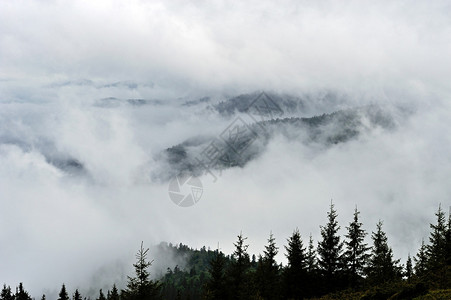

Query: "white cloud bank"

xmin=0 ymin=0 xmax=451 ymax=297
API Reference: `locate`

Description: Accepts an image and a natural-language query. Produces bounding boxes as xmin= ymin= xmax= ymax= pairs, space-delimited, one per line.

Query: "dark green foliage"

xmin=317 ymin=201 xmax=344 ymax=292
xmin=227 ymin=233 xmax=252 ymax=300
xmin=205 ymin=250 xmax=227 ymax=300
xmin=306 ymin=233 xmax=318 ymax=274
xmin=255 ymin=232 xmax=280 ymax=300
xmin=427 ymin=205 xmax=447 ymax=270
xmin=159 ymin=243 xmax=216 ymax=300
xmin=108 ymin=285 xmax=119 ymax=300
xmin=97 ymin=290 xmax=106 ymax=300
xmin=366 ymin=221 xmax=402 ymax=285
xmin=122 ymin=242 xmax=160 ymax=300
xmin=283 ymin=228 xmax=307 ymax=299
xmin=0 ymin=285 xmax=14 ymax=300
xmin=73 ymin=289 xmax=82 ymax=300
xmin=414 ymin=239 xmax=428 ymax=277
xmin=15 ymin=283 xmax=31 ymax=300
xmin=343 ymin=207 xmax=370 ymax=288
xmin=251 ymin=254 xmax=257 ymax=269
xmin=405 ymin=254 xmax=413 ymax=280
xmin=41 ymin=294 xmax=46 ymax=300
xmin=306 ymin=233 xmax=320 ymax=297
xmin=445 ymin=209 xmax=451 ymax=265
xmin=58 ymin=284 xmax=70 ymax=300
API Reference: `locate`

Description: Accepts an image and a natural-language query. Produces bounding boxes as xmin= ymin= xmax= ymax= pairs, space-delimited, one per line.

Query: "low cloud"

xmin=0 ymin=0 xmax=450 ymax=296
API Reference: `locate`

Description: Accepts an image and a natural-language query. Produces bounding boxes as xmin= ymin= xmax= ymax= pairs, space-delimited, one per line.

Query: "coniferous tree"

xmin=73 ymin=289 xmax=82 ymax=300
xmin=414 ymin=239 xmax=428 ymax=277
xmin=205 ymin=250 xmax=227 ymax=300
xmin=306 ymin=234 xmax=317 ymax=274
xmin=0 ymin=285 xmax=14 ymax=300
xmin=97 ymin=290 xmax=106 ymax=300
xmin=251 ymin=254 xmax=257 ymax=269
xmin=317 ymin=201 xmax=344 ymax=292
xmin=405 ymin=254 xmax=413 ymax=280
xmin=108 ymin=285 xmax=120 ymax=300
xmin=58 ymin=284 xmax=70 ymax=300
xmin=283 ymin=228 xmax=307 ymax=300
xmin=15 ymin=283 xmax=31 ymax=300
xmin=445 ymin=207 xmax=451 ymax=265
xmin=366 ymin=221 xmax=402 ymax=285
xmin=41 ymin=295 xmax=46 ymax=300
xmin=343 ymin=207 xmax=370 ymax=288
xmin=227 ymin=233 xmax=251 ymax=300
xmin=255 ymin=232 xmax=280 ymax=300
xmin=122 ymin=242 xmax=160 ymax=300
xmin=305 ymin=233 xmax=319 ymax=297
xmin=427 ymin=204 xmax=447 ymax=270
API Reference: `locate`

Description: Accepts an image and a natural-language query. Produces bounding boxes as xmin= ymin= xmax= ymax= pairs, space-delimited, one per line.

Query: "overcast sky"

xmin=1 ymin=0 xmax=451 ymax=297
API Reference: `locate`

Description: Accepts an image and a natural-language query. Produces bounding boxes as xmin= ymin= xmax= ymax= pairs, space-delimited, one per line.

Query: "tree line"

xmin=2 ymin=203 xmax=450 ymax=299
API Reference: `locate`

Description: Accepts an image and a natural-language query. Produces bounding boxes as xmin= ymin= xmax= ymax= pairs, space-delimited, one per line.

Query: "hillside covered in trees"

xmin=2 ymin=203 xmax=450 ymax=300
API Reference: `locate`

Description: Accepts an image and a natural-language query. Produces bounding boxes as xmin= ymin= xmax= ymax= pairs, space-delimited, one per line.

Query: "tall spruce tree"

xmin=427 ymin=205 xmax=447 ymax=270
xmin=317 ymin=201 xmax=344 ymax=292
xmin=227 ymin=233 xmax=251 ymax=300
xmin=414 ymin=239 xmax=428 ymax=277
xmin=122 ymin=242 xmax=160 ymax=300
xmin=343 ymin=207 xmax=370 ymax=288
xmin=445 ymin=207 xmax=451 ymax=265
xmin=366 ymin=221 xmax=402 ymax=285
xmin=205 ymin=250 xmax=227 ymax=300
xmin=58 ymin=284 xmax=70 ymax=300
xmin=305 ymin=233 xmax=319 ymax=297
xmin=284 ymin=228 xmax=307 ymax=300
xmin=427 ymin=204 xmax=447 ymax=270
xmin=255 ymin=232 xmax=280 ymax=300
xmin=306 ymin=234 xmax=317 ymax=274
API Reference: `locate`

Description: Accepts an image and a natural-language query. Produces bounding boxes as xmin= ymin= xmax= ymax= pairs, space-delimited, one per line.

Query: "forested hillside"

xmin=2 ymin=203 xmax=450 ymax=300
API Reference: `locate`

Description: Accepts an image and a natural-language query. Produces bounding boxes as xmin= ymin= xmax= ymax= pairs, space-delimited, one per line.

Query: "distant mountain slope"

xmin=210 ymin=90 xmax=353 ymax=117
xmin=153 ymin=105 xmax=395 ymax=181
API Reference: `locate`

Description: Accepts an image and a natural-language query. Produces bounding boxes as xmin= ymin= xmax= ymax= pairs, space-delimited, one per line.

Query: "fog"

xmin=1 ymin=0 xmax=451 ymax=297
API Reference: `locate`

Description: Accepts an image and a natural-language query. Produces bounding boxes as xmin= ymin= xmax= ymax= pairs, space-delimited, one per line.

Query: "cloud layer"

xmin=1 ymin=0 xmax=451 ymax=297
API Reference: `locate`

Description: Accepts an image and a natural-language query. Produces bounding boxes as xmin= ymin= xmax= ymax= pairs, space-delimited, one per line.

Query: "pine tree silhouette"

xmin=0 ymin=285 xmax=14 ymax=300
xmin=15 ymin=283 xmax=31 ymax=300
xmin=122 ymin=242 xmax=160 ymax=300
xmin=414 ymin=239 xmax=428 ymax=277
xmin=343 ymin=207 xmax=370 ymax=288
xmin=96 ymin=290 xmax=106 ymax=300
xmin=227 ymin=233 xmax=251 ymax=300
xmin=57 ymin=284 xmax=70 ymax=300
xmin=317 ymin=201 xmax=344 ymax=292
xmin=205 ymin=250 xmax=227 ymax=300
xmin=73 ymin=289 xmax=82 ymax=300
xmin=255 ymin=232 xmax=280 ymax=300
xmin=284 ymin=228 xmax=307 ymax=299
xmin=405 ymin=254 xmax=413 ymax=280
xmin=366 ymin=221 xmax=402 ymax=285
xmin=108 ymin=285 xmax=119 ymax=300
xmin=427 ymin=204 xmax=447 ymax=270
